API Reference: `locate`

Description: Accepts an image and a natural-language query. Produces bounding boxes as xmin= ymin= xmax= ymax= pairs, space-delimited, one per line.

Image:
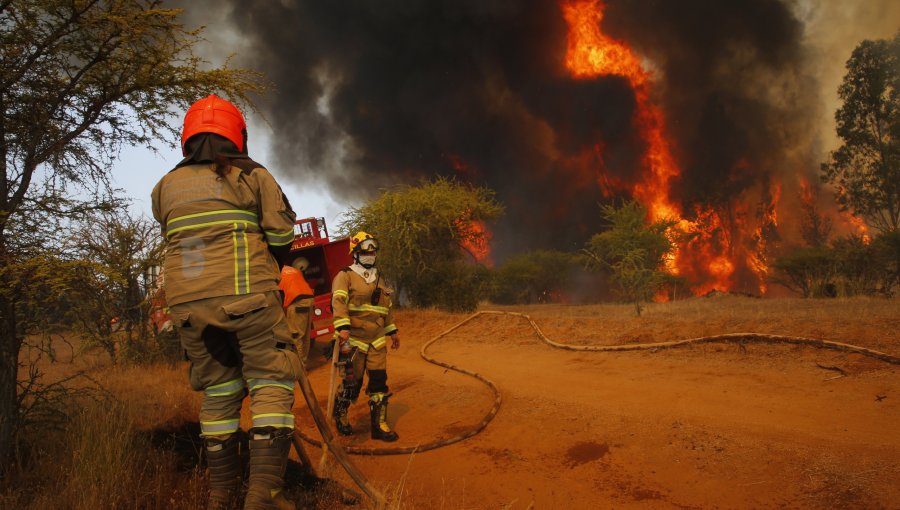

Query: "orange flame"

xmin=845 ymin=214 xmax=871 ymax=244
xmin=562 ymin=0 xmax=681 ymax=224
xmin=459 ymin=219 xmax=493 ymax=267
xmin=561 ymin=0 xmax=784 ymax=296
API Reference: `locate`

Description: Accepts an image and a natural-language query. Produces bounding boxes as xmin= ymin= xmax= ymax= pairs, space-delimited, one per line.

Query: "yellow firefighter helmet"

xmin=349 ymin=231 xmax=379 ymax=254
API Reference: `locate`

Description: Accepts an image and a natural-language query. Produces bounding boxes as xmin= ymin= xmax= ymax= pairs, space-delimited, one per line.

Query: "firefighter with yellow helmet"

xmin=151 ymin=95 xmax=300 ymax=510
xmin=331 ymin=232 xmax=401 ymax=442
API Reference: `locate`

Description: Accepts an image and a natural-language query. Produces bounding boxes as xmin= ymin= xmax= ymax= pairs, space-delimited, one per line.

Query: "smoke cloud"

xmin=173 ymin=0 xmax=898 ymax=264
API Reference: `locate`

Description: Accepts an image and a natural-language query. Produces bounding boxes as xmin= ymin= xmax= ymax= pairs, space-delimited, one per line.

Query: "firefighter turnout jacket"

xmin=151 ymin=163 xmax=296 ymax=306
xmin=331 ymin=269 xmax=398 ymax=354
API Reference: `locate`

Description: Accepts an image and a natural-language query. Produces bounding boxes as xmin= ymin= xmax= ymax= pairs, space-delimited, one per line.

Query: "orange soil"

xmin=295 ymin=297 xmax=900 ymax=509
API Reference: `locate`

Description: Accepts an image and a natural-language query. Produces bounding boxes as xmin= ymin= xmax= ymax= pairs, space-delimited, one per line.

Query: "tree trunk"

xmin=0 ymin=285 xmax=20 ymax=472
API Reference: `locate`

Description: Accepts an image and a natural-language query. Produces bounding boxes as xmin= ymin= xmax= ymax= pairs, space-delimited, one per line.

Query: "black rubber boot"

xmin=368 ymin=393 xmax=399 ymax=442
xmin=204 ymin=436 xmax=241 ymax=510
xmin=243 ymin=428 xmax=296 ymax=510
xmin=333 ymin=395 xmax=353 ymax=436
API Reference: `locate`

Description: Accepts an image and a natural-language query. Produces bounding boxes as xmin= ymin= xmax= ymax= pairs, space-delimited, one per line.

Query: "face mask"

xmin=359 ymin=254 xmax=376 ymax=267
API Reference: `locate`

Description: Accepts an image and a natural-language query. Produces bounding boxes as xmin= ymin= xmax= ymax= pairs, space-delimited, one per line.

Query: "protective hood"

xmin=175 ymin=132 xmax=251 ymax=169
xmin=350 ymin=263 xmax=378 ymax=284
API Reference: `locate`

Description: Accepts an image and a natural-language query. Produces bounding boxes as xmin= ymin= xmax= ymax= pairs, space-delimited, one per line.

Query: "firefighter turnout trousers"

xmin=336 ymin=341 xmax=389 ymax=401
xmin=285 ymin=296 xmax=313 ymax=364
xmin=170 ymin=291 xmax=301 ymax=438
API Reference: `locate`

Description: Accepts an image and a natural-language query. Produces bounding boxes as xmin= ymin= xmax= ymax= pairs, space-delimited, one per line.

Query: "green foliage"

xmin=583 ymin=201 xmax=677 ymax=315
xmin=831 ymin=234 xmax=882 ymax=296
xmin=773 ymin=229 xmax=900 ymax=297
xmin=489 ymin=250 xmax=584 ymax=304
xmin=821 ymin=33 xmax=900 ymax=233
xmin=339 ymin=177 xmax=503 ymax=312
xmin=873 ymin=229 xmax=900 ymax=294
xmin=67 ymin=211 xmax=162 ymax=363
xmin=411 ymin=262 xmax=492 ymax=313
xmin=771 ymin=247 xmax=837 ymax=298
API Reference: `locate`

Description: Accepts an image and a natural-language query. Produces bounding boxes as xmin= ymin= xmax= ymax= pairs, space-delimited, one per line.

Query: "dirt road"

xmin=295 ymin=304 xmax=900 ymax=509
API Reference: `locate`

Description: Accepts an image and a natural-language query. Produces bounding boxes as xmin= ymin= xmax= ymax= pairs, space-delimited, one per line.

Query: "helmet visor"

xmin=358 ymin=239 xmax=379 ymax=253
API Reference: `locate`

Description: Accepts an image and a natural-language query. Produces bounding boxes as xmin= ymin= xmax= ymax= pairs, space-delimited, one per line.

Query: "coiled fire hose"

xmin=296 ymin=310 xmax=900 ymax=460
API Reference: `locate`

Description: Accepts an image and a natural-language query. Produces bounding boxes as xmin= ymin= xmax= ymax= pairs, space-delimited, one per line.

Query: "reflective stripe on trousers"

xmin=251 ymin=413 xmax=295 ymax=429
xmin=247 ymin=378 xmax=295 ymax=393
xmin=201 ymin=418 xmax=240 ymax=436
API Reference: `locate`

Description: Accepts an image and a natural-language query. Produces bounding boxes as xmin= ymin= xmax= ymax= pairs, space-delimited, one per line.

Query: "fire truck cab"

xmin=286 ymin=217 xmax=352 ymax=341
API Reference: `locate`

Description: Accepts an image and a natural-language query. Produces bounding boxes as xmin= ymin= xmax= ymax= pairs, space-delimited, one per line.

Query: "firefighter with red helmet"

xmin=151 ymin=95 xmax=300 ymax=510
xmin=331 ymin=232 xmax=401 ymax=442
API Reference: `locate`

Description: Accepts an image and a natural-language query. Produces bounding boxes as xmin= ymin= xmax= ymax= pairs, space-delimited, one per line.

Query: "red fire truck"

xmin=149 ymin=216 xmax=351 ymax=340
xmin=286 ymin=217 xmax=352 ymax=341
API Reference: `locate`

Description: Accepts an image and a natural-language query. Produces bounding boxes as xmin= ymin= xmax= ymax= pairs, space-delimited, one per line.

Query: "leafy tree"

xmin=821 ymin=33 xmax=900 ymax=233
xmin=67 ymin=211 xmax=162 ymax=362
xmin=583 ymin=201 xmax=677 ymax=316
xmin=771 ymin=248 xmax=838 ymax=298
xmin=338 ymin=177 xmax=503 ymax=311
xmin=412 ymin=262 xmax=492 ymax=313
xmin=0 ymin=0 xmax=265 ymax=468
xmin=872 ymin=229 xmax=900 ymax=295
xmin=831 ymin=234 xmax=881 ymax=296
xmin=489 ymin=250 xmax=584 ymax=304
xmin=800 ymin=193 xmax=833 ymax=248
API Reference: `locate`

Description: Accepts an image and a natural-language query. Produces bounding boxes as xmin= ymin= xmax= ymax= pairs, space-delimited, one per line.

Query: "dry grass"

xmin=467 ymin=295 xmax=900 ymax=354
xmin=3 ymin=296 xmax=897 ymax=509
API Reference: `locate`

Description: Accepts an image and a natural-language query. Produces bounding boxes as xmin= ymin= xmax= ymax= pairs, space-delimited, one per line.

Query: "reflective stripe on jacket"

xmin=151 ymin=163 xmax=296 ymax=306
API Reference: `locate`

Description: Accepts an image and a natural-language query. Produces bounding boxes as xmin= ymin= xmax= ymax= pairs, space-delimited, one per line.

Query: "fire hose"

xmin=295 ymin=310 xmax=900 ymax=458
xmin=292 ymin=363 xmax=386 ymax=509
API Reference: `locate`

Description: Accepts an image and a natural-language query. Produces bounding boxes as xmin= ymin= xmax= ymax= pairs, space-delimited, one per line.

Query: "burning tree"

xmin=339 ymin=177 xmax=503 ymax=311
xmin=821 ymin=32 xmax=900 ymax=234
xmin=583 ymin=201 xmax=678 ymax=315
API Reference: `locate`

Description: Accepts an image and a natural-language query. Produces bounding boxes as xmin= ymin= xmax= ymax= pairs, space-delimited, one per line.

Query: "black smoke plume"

xmin=176 ymin=0 xmax=830 ymax=261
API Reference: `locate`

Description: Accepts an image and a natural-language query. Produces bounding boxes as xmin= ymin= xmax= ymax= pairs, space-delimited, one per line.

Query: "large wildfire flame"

xmin=562 ymin=0 xmax=780 ymax=295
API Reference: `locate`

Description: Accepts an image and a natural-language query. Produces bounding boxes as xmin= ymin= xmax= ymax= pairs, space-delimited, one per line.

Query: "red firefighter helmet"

xmin=181 ymin=95 xmax=246 ymax=154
